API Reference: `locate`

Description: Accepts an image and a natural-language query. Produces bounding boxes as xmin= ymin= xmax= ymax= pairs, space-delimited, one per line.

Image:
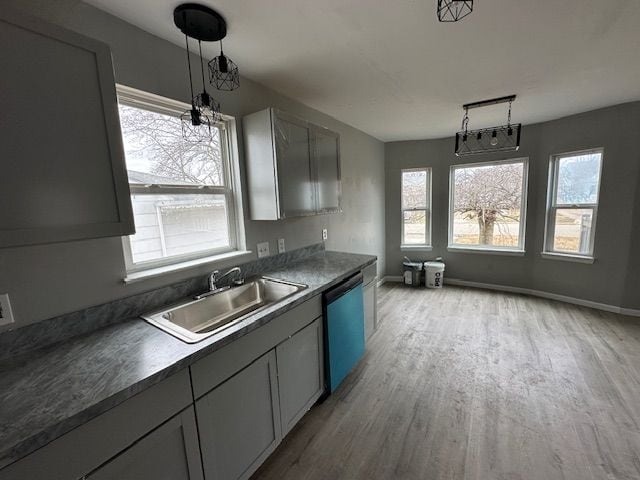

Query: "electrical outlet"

xmin=278 ymin=238 xmax=286 ymax=254
xmin=257 ymin=242 xmax=270 ymax=258
xmin=322 ymin=228 xmax=328 ymax=241
xmin=0 ymin=293 xmax=14 ymax=327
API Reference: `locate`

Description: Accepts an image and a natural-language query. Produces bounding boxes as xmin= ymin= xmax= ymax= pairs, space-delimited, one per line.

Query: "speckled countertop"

xmin=0 ymin=250 xmax=376 ymax=469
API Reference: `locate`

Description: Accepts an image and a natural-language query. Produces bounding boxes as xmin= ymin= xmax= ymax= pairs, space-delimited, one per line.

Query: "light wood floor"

xmin=252 ymin=284 xmax=640 ymax=480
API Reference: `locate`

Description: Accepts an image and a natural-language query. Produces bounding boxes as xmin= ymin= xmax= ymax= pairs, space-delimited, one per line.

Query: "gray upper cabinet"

xmin=0 ymin=10 xmax=134 ymax=248
xmin=311 ymin=126 xmax=341 ymax=214
xmin=275 ymin=112 xmax=316 ymax=217
xmin=243 ymin=108 xmax=341 ymax=220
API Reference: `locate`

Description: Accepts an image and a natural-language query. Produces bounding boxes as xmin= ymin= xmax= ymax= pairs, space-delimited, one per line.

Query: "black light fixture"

xmin=437 ymin=0 xmax=473 ymax=22
xmin=209 ymin=40 xmax=240 ymax=91
xmin=454 ymin=95 xmax=522 ymax=156
xmin=174 ymin=3 xmax=229 ymax=141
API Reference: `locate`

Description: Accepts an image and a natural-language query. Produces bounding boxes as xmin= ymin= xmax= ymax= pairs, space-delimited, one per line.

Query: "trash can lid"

xmin=403 ymin=261 xmax=423 ymax=270
xmin=424 ymin=261 xmax=445 ymax=268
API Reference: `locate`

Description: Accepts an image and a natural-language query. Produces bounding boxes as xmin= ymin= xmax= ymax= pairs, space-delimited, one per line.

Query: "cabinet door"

xmin=363 ymin=282 xmax=377 ymax=342
xmin=87 ymin=407 xmax=203 ymax=480
xmin=196 ymin=350 xmax=281 ymax=480
xmin=0 ymin=11 xmax=133 ymax=247
xmin=311 ymin=127 xmax=341 ymax=214
xmin=276 ymin=318 xmax=324 ymax=435
xmin=273 ymin=112 xmax=315 ymax=217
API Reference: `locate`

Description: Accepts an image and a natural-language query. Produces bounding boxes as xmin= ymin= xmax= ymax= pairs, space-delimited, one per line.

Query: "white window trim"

xmin=447 ymin=157 xmax=529 ymax=254
xmin=542 ymin=147 xmax=603 ymax=261
xmin=116 ymin=85 xmax=246 ymax=276
xmin=400 ymin=167 xmax=432 ymax=249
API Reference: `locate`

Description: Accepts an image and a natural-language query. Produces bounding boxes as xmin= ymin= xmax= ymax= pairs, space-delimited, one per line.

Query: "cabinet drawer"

xmin=191 ymin=295 xmax=322 ymax=399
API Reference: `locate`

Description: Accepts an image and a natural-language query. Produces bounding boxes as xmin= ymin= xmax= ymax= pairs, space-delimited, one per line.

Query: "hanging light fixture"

xmin=454 ymin=95 xmax=522 ymax=156
xmin=209 ymin=40 xmax=240 ymax=91
xmin=174 ymin=4 xmax=229 ymax=142
xmin=437 ymin=0 xmax=473 ymax=22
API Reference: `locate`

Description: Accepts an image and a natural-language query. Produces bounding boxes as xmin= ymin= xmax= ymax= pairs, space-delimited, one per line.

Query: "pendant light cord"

xmin=184 ymin=33 xmax=195 ymax=103
xmin=198 ymin=40 xmax=208 ymax=93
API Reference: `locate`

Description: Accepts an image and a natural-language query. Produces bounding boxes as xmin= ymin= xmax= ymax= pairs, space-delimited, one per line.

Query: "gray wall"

xmin=385 ymin=102 xmax=640 ymax=310
xmin=0 ymin=1 xmax=385 ymax=329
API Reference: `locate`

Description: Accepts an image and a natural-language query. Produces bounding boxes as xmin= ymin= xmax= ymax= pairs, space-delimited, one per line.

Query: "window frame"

xmin=542 ymin=148 xmax=603 ymax=261
xmin=116 ymin=85 xmax=244 ymax=274
xmin=400 ymin=167 xmax=432 ymax=250
xmin=448 ymin=157 xmax=529 ymax=254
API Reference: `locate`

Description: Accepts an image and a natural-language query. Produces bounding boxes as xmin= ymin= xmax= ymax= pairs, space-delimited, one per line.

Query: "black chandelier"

xmin=174 ymin=3 xmax=239 ymax=141
xmin=437 ymin=0 xmax=473 ymax=22
xmin=454 ymin=95 xmax=522 ymax=156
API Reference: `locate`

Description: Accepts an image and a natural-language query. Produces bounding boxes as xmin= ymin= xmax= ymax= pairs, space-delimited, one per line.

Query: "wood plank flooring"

xmin=252 ymin=284 xmax=640 ymax=480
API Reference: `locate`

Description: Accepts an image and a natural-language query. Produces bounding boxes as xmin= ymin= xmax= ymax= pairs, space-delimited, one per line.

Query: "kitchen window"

xmin=401 ymin=168 xmax=432 ymax=249
xmin=117 ymin=86 xmax=245 ymax=275
xmin=543 ymin=149 xmax=603 ymax=262
xmin=448 ymin=158 xmax=528 ymax=254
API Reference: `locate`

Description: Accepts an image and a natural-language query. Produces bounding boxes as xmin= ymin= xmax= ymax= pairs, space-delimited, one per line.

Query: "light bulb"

xmin=490 ymin=130 xmax=498 ymax=146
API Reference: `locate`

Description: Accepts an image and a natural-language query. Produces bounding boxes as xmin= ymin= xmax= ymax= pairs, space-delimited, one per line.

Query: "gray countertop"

xmin=0 ymin=250 xmax=376 ymax=469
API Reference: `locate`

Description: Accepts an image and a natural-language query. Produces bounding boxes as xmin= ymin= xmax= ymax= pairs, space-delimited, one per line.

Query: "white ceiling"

xmin=86 ymin=0 xmax=640 ymax=141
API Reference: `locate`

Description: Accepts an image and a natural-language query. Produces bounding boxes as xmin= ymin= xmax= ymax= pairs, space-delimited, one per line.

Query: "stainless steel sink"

xmin=142 ymin=277 xmax=308 ymax=343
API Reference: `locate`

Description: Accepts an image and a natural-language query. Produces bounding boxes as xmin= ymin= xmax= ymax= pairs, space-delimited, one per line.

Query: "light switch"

xmin=278 ymin=238 xmax=285 ymax=254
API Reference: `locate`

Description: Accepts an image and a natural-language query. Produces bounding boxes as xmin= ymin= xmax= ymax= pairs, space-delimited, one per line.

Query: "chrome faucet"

xmin=209 ymin=267 xmax=244 ymax=291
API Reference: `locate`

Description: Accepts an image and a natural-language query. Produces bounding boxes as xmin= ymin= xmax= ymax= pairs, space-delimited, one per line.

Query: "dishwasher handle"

xmin=324 ymin=272 xmax=363 ymax=304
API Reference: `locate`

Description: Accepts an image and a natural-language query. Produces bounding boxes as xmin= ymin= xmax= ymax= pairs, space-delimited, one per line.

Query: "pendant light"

xmin=454 ymin=95 xmax=522 ymax=156
xmin=437 ymin=0 xmax=473 ymax=22
xmin=174 ymin=4 xmax=230 ymax=142
xmin=209 ymin=40 xmax=240 ymax=91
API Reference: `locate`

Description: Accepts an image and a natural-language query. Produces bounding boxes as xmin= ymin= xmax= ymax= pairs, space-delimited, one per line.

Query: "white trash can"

xmin=424 ymin=261 xmax=445 ymax=289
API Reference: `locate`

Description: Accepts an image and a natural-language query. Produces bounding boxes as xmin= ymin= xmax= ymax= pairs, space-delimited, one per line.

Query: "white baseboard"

xmin=445 ymin=278 xmax=640 ymax=317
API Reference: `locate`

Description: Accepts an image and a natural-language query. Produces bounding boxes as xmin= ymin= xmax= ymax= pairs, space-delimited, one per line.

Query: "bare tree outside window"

xmin=451 ymin=160 xmax=527 ymax=248
xmin=119 ymin=104 xmax=224 ymax=186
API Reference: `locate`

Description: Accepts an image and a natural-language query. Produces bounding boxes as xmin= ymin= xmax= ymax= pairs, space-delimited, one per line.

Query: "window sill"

xmin=541 ymin=252 xmax=595 ymax=264
xmin=124 ymin=250 xmax=254 ymax=284
xmin=401 ymin=245 xmax=433 ymax=251
xmin=447 ymin=246 xmax=525 ymax=256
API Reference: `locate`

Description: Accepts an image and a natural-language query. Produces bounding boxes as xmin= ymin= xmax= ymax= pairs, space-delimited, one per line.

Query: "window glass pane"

xmin=452 ymin=161 xmax=525 ymax=248
xmin=552 ymin=208 xmax=594 ymax=254
xmin=403 ymin=210 xmax=426 ymax=245
xmin=555 ymin=153 xmax=601 ymax=205
xmin=402 ymin=170 xmax=427 ymax=209
xmin=129 ymin=193 xmax=229 ymax=263
xmin=119 ymin=104 xmax=224 ymax=186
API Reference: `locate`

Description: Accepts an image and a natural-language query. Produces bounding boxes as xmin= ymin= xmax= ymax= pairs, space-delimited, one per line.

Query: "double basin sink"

xmin=142 ymin=277 xmax=308 ymax=343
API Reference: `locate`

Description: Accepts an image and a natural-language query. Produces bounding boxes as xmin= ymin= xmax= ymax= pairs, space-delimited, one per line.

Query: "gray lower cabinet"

xmin=87 ymin=407 xmax=203 ymax=480
xmin=196 ymin=350 xmax=282 ymax=480
xmin=363 ymin=262 xmax=378 ymax=342
xmin=0 ymin=371 xmax=194 ymax=480
xmin=276 ymin=317 xmax=324 ymax=435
